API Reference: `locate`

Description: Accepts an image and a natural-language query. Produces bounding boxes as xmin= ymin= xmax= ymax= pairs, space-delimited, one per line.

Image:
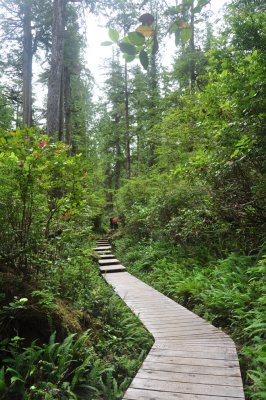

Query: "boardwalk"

xmin=95 ymin=239 xmax=245 ymax=400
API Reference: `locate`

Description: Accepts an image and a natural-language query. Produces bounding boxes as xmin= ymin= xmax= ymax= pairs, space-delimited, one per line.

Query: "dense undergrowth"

xmin=0 ymin=129 xmax=153 ymax=400
xmin=114 ymin=237 xmax=266 ymax=399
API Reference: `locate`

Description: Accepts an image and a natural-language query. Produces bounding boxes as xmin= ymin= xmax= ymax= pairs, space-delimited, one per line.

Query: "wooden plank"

xmin=149 ymin=348 xmax=238 ymax=361
xmin=100 ymin=265 xmax=126 ymax=273
xmin=154 ymin=338 xmax=234 ymax=344
xmin=136 ymin=369 xmax=243 ymax=386
xmin=123 ymin=388 xmax=241 ymax=400
xmin=94 ymin=246 xmax=111 ymax=250
xmin=146 ymin=322 xmax=215 ymax=330
xmin=130 ymin=377 xmax=244 ymax=397
xmin=145 ymin=354 xmax=239 ymax=368
xmin=99 ymin=254 xmax=116 ymax=259
xmin=145 ymin=323 xmax=218 ymax=331
xmin=153 ymin=342 xmax=236 ymax=350
xmin=141 ymin=361 xmax=242 ymax=377
xmin=152 ymin=344 xmax=237 ymax=354
xmin=151 ymin=331 xmax=226 ymax=339
xmin=99 ymin=258 xmax=120 ymax=265
xmin=150 ymin=328 xmax=221 ymax=336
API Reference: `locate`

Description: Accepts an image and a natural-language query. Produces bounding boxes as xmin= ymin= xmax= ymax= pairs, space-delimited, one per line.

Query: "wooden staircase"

xmin=93 ymin=239 xmax=126 ymax=273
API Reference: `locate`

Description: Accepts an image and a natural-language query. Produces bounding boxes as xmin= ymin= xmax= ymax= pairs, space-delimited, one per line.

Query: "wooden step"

xmin=99 ymin=258 xmax=120 ymax=266
xmin=99 ymin=254 xmax=116 ymax=259
xmin=93 ymin=246 xmax=111 ymax=251
xmin=100 ymin=265 xmax=126 ymax=273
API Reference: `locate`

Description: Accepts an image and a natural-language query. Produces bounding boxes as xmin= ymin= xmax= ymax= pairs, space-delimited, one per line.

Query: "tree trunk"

xmin=190 ymin=2 xmax=196 ymax=92
xmin=22 ymin=0 xmax=32 ymax=127
xmin=148 ymin=53 xmax=158 ymax=166
xmin=58 ymin=67 xmax=64 ymax=141
xmin=47 ymin=0 xmax=65 ymax=137
xmin=124 ymin=62 xmax=131 ymax=178
xmin=64 ymin=67 xmax=71 ymax=146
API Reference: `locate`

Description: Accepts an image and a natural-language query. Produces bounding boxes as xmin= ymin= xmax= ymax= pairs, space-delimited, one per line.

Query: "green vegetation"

xmin=0 ymin=129 xmax=152 ymax=399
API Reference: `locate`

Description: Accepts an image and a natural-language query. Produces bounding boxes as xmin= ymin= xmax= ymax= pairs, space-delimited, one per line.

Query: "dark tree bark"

xmin=47 ymin=0 xmax=65 ymax=137
xmin=22 ymin=0 xmax=33 ymax=127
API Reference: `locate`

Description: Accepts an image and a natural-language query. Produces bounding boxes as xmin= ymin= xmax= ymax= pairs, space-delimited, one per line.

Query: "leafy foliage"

xmin=0 ymin=129 xmax=152 ymax=399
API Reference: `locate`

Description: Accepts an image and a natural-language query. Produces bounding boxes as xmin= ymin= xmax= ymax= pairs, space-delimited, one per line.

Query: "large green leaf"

xmin=139 ymin=50 xmax=149 ymax=70
xmin=128 ymin=32 xmax=145 ymax=46
xmin=193 ymin=0 xmax=210 ymax=13
xmin=119 ymin=43 xmax=137 ymax=55
xmin=181 ymin=28 xmax=192 ymax=43
xmin=124 ymin=53 xmax=136 ymax=63
xmin=101 ymin=41 xmax=113 ymax=46
xmin=108 ymin=28 xmax=119 ymax=43
xmin=184 ymin=0 xmax=194 ymax=6
xmin=169 ymin=22 xmax=178 ymax=34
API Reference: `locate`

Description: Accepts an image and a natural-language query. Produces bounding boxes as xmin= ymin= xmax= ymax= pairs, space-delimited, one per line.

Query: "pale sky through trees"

xmin=84 ymin=0 xmax=228 ymax=96
xmin=27 ymin=0 xmax=228 ymax=112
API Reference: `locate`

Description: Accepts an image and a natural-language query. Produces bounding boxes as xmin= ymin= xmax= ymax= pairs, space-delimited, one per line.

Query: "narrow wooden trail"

xmin=94 ymin=239 xmax=245 ymax=400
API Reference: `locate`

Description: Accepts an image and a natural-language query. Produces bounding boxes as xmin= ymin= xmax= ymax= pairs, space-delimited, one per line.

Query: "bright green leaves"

xmin=108 ymin=28 xmax=119 ymax=43
xmin=127 ymin=32 xmax=145 ymax=46
xmin=231 ymin=135 xmax=256 ymax=159
xmin=101 ymin=41 xmax=113 ymax=46
xmin=193 ymin=0 xmax=210 ymax=14
xmin=120 ymin=31 xmax=152 ymax=69
xmin=101 ymin=28 xmax=120 ymax=46
xmin=119 ymin=42 xmax=137 ymax=56
xmin=170 ymin=20 xmax=192 ymax=45
xmin=123 ymin=53 xmax=135 ymax=63
xmin=101 ymin=13 xmax=157 ymax=70
xmin=119 ymin=33 xmax=148 ymax=67
xmin=168 ymin=0 xmax=210 ymax=46
xmin=181 ymin=28 xmax=192 ymax=43
xmin=139 ymin=50 xmax=149 ymax=70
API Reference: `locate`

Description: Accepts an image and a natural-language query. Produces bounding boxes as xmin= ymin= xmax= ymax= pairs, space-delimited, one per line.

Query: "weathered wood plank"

xmin=149 ymin=348 xmax=238 ymax=361
xmin=136 ymin=369 xmax=243 ymax=386
xmin=130 ymin=377 xmax=244 ymax=397
xmin=153 ymin=342 xmax=236 ymax=350
xmin=123 ymin=388 xmax=241 ymax=400
xmin=100 ymin=265 xmax=126 ymax=273
xmin=154 ymin=338 xmax=234 ymax=345
xmin=94 ymin=246 xmax=111 ymax=250
xmin=141 ymin=361 xmax=242 ymax=377
xmin=99 ymin=258 xmax=120 ymax=265
xmin=145 ymin=354 xmax=239 ymax=368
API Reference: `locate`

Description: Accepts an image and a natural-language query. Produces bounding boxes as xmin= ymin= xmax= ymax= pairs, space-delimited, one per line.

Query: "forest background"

xmin=0 ymin=0 xmax=265 ymax=399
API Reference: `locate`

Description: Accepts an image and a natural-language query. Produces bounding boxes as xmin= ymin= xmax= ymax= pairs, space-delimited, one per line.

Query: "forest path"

xmin=94 ymin=239 xmax=245 ymax=400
